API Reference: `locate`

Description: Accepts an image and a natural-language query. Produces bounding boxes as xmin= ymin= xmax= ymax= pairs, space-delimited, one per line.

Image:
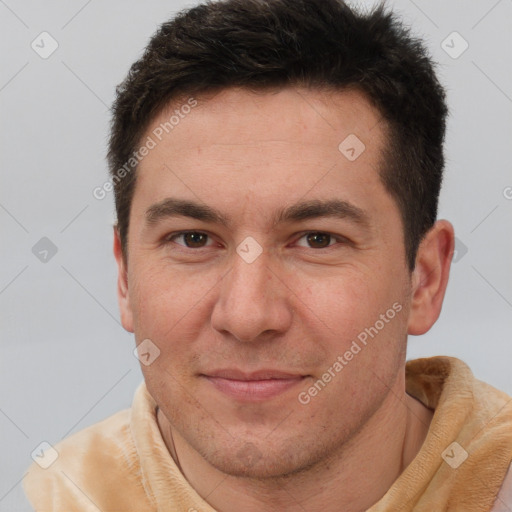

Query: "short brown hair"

xmin=108 ymin=0 xmax=448 ymax=269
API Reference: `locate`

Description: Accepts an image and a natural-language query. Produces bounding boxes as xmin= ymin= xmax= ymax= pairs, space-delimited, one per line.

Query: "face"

xmin=116 ymin=87 xmax=416 ymax=478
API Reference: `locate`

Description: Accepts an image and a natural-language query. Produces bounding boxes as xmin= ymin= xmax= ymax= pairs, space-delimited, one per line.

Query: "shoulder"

xmin=23 ymin=408 xmax=152 ymax=512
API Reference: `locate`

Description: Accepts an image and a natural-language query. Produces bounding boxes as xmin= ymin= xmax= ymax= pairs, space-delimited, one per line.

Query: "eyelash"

xmin=165 ymin=231 xmax=350 ymax=250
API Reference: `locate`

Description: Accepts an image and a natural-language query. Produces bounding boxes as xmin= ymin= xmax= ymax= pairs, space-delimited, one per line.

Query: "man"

xmin=23 ymin=0 xmax=512 ymax=510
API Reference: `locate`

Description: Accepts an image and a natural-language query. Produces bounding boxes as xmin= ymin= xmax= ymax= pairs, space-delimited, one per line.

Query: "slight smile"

xmin=201 ymin=370 xmax=309 ymax=402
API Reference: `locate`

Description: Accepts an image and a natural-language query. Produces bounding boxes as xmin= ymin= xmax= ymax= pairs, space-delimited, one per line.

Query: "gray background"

xmin=1 ymin=0 xmax=511 ymax=510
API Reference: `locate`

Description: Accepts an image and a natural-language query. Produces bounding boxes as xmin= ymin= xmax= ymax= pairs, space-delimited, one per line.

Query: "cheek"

xmin=293 ymin=266 xmax=408 ymax=362
xmin=129 ymin=263 xmax=214 ymax=415
xmin=292 ymin=268 xmax=378 ymax=333
xmin=293 ymin=270 xmax=408 ymax=425
xmin=128 ymin=260 xmax=220 ymax=345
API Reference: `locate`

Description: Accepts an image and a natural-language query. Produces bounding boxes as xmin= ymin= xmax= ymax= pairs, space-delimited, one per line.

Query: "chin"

xmin=201 ymin=436 xmax=330 ymax=480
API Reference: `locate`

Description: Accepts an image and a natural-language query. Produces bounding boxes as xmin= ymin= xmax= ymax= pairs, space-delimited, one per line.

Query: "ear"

xmin=408 ymin=220 xmax=455 ymax=335
xmin=113 ymin=226 xmax=134 ymax=333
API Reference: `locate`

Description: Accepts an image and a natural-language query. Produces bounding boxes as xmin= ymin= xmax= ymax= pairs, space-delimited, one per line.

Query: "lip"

xmin=201 ymin=369 xmax=307 ymax=401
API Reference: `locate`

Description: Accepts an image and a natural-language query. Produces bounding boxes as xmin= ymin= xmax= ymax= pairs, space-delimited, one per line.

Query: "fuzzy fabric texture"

xmin=23 ymin=356 xmax=512 ymax=511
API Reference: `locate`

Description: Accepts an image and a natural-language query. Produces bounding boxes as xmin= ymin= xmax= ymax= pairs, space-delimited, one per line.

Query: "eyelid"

xmin=293 ymin=231 xmax=351 ymax=248
xmin=165 ymin=230 xmax=217 ymax=248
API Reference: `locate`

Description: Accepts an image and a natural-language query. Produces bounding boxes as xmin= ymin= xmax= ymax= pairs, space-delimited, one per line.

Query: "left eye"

xmin=296 ymin=232 xmax=338 ymax=249
xmin=169 ymin=231 xmax=213 ymax=248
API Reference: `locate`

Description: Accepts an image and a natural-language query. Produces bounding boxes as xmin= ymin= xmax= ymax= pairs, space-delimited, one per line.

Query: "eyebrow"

xmin=274 ymin=199 xmax=370 ymax=227
xmin=145 ymin=198 xmax=229 ymax=226
xmin=144 ymin=198 xmax=370 ymax=229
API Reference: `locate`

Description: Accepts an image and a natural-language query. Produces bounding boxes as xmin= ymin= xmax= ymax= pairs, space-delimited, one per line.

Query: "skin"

xmin=114 ymin=87 xmax=454 ymax=512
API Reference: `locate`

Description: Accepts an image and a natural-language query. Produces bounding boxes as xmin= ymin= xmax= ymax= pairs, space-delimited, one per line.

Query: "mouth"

xmin=200 ymin=369 xmax=308 ymax=402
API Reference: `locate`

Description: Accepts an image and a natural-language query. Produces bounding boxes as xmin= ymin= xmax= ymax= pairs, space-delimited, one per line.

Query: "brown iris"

xmin=306 ymin=232 xmax=332 ymax=248
xmin=183 ymin=232 xmax=208 ymax=248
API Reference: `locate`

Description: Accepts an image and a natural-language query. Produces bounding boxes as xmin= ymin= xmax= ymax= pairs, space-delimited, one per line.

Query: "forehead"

xmin=151 ymin=86 xmax=384 ymax=149
xmin=132 ymin=87 xmax=391 ymax=224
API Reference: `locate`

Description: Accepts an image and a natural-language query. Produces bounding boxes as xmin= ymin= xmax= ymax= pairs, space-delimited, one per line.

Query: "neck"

xmin=157 ymin=384 xmax=433 ymax=512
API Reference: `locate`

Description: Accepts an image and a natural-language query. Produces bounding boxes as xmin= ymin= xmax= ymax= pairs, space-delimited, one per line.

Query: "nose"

xmin=211 ymin=252 xmax=293 ymax=343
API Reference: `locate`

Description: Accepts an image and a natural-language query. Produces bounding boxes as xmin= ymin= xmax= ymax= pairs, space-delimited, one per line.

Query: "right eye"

xmin=166 ymin=231 xmax=213 ymax=248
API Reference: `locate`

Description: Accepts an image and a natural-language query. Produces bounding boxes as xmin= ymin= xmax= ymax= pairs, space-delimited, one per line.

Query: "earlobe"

xmin=407 ymin=220 xmax=455 ymax=336
xmin=113 ymin=227 xmax=134 ymax=333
